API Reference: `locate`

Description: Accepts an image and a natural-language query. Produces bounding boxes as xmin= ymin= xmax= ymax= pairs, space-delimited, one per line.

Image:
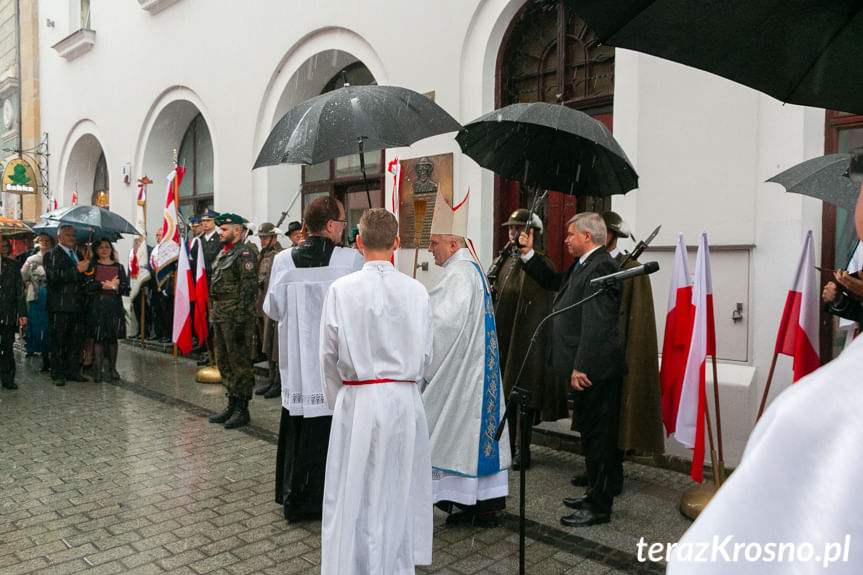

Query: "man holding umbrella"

xmin=44 ymin=225 xmax=90 ymax=386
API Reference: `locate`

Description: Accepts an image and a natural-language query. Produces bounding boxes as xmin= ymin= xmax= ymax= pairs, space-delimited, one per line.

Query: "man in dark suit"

xmin=518 ymin=212 xmax=624 ymax=527
xmin=1 ymin=248 xmax=27 ymax=389
xmin=43 ymin=224 xmax=90 ymax=386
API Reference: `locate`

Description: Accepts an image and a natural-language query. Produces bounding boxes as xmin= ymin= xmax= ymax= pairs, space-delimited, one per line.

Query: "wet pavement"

xmin=1 ymin=341 xmax=696 ymax=574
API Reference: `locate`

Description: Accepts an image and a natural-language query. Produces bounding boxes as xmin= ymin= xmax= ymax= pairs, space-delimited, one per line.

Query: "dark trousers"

xmin=49 ymin=311 xmax=83 ymax=380
xmin=131 ymin=287 xmax=151 ymax=336
xmin=213 ymin=322 xmax=255 ymax=398
xmin=0 ymin=325 xmax=16 ymax=385
xmin=573 ymin=377 xmax=622 ymax=514
xmin=150 ymin=285 xmax=173 ymax=338
xmin=275 ymin=409 xmax=332 ymax=520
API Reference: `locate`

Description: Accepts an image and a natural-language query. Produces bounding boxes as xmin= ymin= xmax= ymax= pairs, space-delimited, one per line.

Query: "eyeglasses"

xmin=334 ymin=219 xmax=348 ymax=225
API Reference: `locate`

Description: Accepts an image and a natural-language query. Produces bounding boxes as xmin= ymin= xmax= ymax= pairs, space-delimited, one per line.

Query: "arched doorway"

xmin=63 ymin=133 xmax=106 ymax=209
xmin=495 ymin=0 xmax=615 ymax=269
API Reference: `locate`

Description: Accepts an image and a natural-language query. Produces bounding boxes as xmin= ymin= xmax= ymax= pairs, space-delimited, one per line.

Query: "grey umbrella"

xmin=767 ymin=154 xmax=860 ymax=213
xmin=43 ymin=205 xmax=139 ymax=237
xmin=456 ymin=102 xmax=638 ymax=196
xmin=253 ymin=84 xmax=462 ymax=207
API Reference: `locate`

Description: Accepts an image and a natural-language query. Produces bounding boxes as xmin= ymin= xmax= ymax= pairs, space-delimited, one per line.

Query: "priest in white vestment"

xmin=263 ymin=197 xmax=363 ymax=522
xmin=423 ymin=188 xmax=511 ymax=528
xmin=319 ymin=208 xmax=433 ymax=575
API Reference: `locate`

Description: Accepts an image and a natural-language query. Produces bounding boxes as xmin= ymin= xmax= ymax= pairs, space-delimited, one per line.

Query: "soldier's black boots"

xmin=224 ymin=397 xmax=250 ymax=429
xmin=209 ymin=395 xmax=237 ymax=424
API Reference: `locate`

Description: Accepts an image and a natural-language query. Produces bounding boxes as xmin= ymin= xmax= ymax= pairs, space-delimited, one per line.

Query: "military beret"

xmin=286 ymin=221 xmax=302 ymax=234
xmin=215 ymin=213 xmax=246 ymax=226
xmin=347 ymin=227 xmax=359 ymax=244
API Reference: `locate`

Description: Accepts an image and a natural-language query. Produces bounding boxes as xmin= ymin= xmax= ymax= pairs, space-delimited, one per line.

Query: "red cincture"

xmin=342 ymin=378 xmax=415 ymax=386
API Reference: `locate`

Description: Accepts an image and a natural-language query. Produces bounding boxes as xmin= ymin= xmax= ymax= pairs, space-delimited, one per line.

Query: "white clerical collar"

xmin=363 ymin=260 xmax=394 ymax=273
xmin=579 ymin=245 xmax=602 ymax=265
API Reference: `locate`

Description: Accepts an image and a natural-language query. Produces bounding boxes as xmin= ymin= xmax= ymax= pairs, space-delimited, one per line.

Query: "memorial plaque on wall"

xmin=399 ymin=153 xmax=453 ymax=249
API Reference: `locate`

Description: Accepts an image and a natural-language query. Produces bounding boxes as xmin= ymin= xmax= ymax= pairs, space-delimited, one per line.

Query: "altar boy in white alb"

xmin=319 ymin=208 xmax=434 ymax=574
xmin=424 ymin=188 xmax=511 ymax=527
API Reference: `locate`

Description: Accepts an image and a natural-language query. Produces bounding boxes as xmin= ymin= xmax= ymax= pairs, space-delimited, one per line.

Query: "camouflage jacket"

xmin=210 ymin=242 xmax=257 ymax=324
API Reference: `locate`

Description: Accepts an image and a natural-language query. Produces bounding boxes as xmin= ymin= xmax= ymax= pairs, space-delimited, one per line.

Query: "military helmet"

xmin=257 ymin=222 xmax=277 ymax=237
xmin=601 ymin=211 xmax=631 ymax=239
xmin=502 ymin=208 xmax=543 ymax=233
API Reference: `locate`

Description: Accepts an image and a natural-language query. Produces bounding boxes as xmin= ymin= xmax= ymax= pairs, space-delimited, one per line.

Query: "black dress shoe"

xmin=196 ymin=356 xmax=211 ymax=367
xmin=560 ymin=509 xmax=610 ymax=527
xmin=263 ymin=383 xmax=281 ymax=399
xmin=562 ymin=496 xmax=589 ymax=510
xmin=512 ymin=447 xmax=531 ymax=471
xmin=159 ymin=337 xmax=171 ymax=343
xmin=67 ymin=373 xmax=89 ymax=382
xmin=571 ymin=473 xmax=588 ymax=487
xmin=445 ymin=510 xmax=500 ymax=528
xmin=254 ymin=381 xmax=272 ymax=395
xmin=53 ymin=379 xmax=66 ymax=387
xmin=2 ymin=381 xmax=18 ymax=389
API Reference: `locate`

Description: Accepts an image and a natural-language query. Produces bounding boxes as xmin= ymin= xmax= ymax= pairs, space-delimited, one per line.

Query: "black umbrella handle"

xmin=358 ymin=137 xmax=372 ymax=209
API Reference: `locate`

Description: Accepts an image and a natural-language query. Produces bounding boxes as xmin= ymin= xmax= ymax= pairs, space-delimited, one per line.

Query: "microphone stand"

xmin=494 ymin=285 xmax=609 ymax=575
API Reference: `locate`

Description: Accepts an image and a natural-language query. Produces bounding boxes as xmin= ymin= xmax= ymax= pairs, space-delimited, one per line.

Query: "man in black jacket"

xmin=43 ymin=225 xmax=90 ymax=386
xmin=0 ymin=249 xmax=27 ymax=389
xmin=518 ymin=212 xmax=624 ymax=527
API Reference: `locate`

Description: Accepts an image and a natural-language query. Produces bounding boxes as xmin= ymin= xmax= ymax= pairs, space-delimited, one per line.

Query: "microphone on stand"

xmin=589 ymin=261 xmax=660 ymax=289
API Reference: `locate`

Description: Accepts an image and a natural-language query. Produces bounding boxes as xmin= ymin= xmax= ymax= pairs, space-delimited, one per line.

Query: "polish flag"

xmin=660 ymin=233 xmax=693 ymax=435
xmin=172 ymin=242 xmax=194 ymax=355
xmin=387 ymin=156 xmax=402 ymax=267
xmin=773 ymin=230 xmax=820 ymax=381
xmin=675 ymin=232 xmax=716 ymax=483
xmin=193 ymin=238 xmax=209 ymax=344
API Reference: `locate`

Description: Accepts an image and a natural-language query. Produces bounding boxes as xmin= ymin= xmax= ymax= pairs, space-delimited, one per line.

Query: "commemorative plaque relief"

xmin=398 ymin=153 xmax=453 ymax=249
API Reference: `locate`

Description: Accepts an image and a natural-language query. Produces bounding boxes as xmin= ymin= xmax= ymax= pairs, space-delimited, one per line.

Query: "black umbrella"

xmin=456 ymin=102 xmax=638 ymax=196
xmin=254 ymin=84 xmax=462 ymax=206
xmin=767 ymin=154 xmax=860 ymax=213
xmin=32 ymin=219 xmax=121 ymax=243
xmin=43 ymin=205 xmax=139 ymax=237
xmin=570 ymin=0 xmax=863 ymax=115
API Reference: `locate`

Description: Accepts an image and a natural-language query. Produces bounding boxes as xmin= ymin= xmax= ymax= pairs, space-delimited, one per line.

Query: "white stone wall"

xmin=38 ymin=0 xmax=830 ymax=468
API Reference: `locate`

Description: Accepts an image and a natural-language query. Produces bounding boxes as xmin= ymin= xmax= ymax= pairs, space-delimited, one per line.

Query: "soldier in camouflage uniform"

xmin=207 ymin=213 xmax=258 ymax=429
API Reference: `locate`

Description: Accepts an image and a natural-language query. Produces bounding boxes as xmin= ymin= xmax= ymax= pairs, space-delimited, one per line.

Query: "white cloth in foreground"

xmin=319 ymin=261 xmax=433 ymax=575
xmin=667 ymin=334 xmax=863 ymax=574
xmin=424 ymin=248 xmax=510 ymax=506
xmin=263 ymin=245 xmax=362 ymax=417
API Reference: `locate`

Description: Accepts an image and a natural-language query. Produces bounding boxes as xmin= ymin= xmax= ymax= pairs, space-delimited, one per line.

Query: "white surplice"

xmin=424 ymin=248 xmax=510 ymax=506
xmin=263 ymin=245 xmax=363 ymax=418
xmin=319 ymin=261 xmax=433 ymax=575
xmin=667 ymin=334 xmax=863 ymax=575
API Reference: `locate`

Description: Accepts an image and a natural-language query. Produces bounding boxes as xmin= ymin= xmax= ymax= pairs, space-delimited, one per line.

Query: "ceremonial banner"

xmin=155 ymin=167 xmax=185 ymax=286
xmin=675 ymin=232 xmax=716 ymax=483
xmin=774 ymin=230 xmax=820 ymax=382
xmin=172 ymin=242 xmax=193 ymax=354
xmin=129 ymin=178 xmax=151 ymax=300
xmin=387 ymin=156 xmax=401 ymax=266
xmin=660 ymin=233 xmax=693 ymax=435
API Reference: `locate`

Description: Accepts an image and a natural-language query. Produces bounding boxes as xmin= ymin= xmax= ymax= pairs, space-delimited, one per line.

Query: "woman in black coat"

xmin=84 ymin=238 xmax=130 ymax=382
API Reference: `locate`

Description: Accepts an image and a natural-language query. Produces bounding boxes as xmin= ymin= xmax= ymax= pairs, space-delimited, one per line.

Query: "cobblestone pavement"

xmin=1 ymin=344 xmax=696 ymax=574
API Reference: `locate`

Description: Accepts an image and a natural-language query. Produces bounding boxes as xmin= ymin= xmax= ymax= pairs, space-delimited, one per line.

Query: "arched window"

xmin=177 ymin=113 xmax=214 ymax=216
xmin=92 ymin=151 xmax=109 ymax=207
xmin=301 ymin=62 xmax=384 ymax=235
xmin=496 ymin=0 xmax=615 ymax=269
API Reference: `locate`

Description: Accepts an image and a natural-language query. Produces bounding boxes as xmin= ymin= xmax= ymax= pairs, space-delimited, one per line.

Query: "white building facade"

xmin=38 ymin=0 xmax=852 ymax=469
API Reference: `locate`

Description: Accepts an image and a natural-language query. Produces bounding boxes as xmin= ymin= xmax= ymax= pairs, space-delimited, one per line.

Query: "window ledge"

xmin=138 ymin=0 xmax=183 ymax=14
xmin=51 ymin=29 xmax=96 ymax=61
xmin=0 ymin=72 xmax=18 ymax=99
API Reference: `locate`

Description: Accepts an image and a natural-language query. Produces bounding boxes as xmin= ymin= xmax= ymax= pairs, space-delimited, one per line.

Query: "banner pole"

xmin=756 ymin=352 xmax=780 ymax=422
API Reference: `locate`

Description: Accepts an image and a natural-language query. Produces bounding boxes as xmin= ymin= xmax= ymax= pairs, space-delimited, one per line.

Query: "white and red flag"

xmin=155 ymin=167 xmax=185 ymax=286
xmin=71 ymin=189 xmax=78 ymax=205
xmin=130 ymin=178 xmax=151 ymax=300
xmin=675 ymin=232 xmax=716 ymax=483
xmin=172 ymin=242 xmax=194 ymax=355
xmin=387 ymin=156 xmax=402 ymax=267
xmin=660 ymin=233 xmax=693 ymax=435
xmin=774 ymin=230 xmax=820 ymax=381
xmin=193 ymin=238 xmax=209 ymax=344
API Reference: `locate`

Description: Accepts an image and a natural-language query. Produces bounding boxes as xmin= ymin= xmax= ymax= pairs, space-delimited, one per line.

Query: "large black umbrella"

xmin=456 ymin=102 xmax=638 ymax=195
xmin=43 ymin=205 xmax=138 ymax=237
xmin=254 ymin=84 xmax=462 ymax=206
xmin=767 ymin=153 xmax=860 ymax=213
xmin=32 ymin=219 xmax=121 ymax=242
xmin=570 ymin=0 xmax=863 ymax=115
